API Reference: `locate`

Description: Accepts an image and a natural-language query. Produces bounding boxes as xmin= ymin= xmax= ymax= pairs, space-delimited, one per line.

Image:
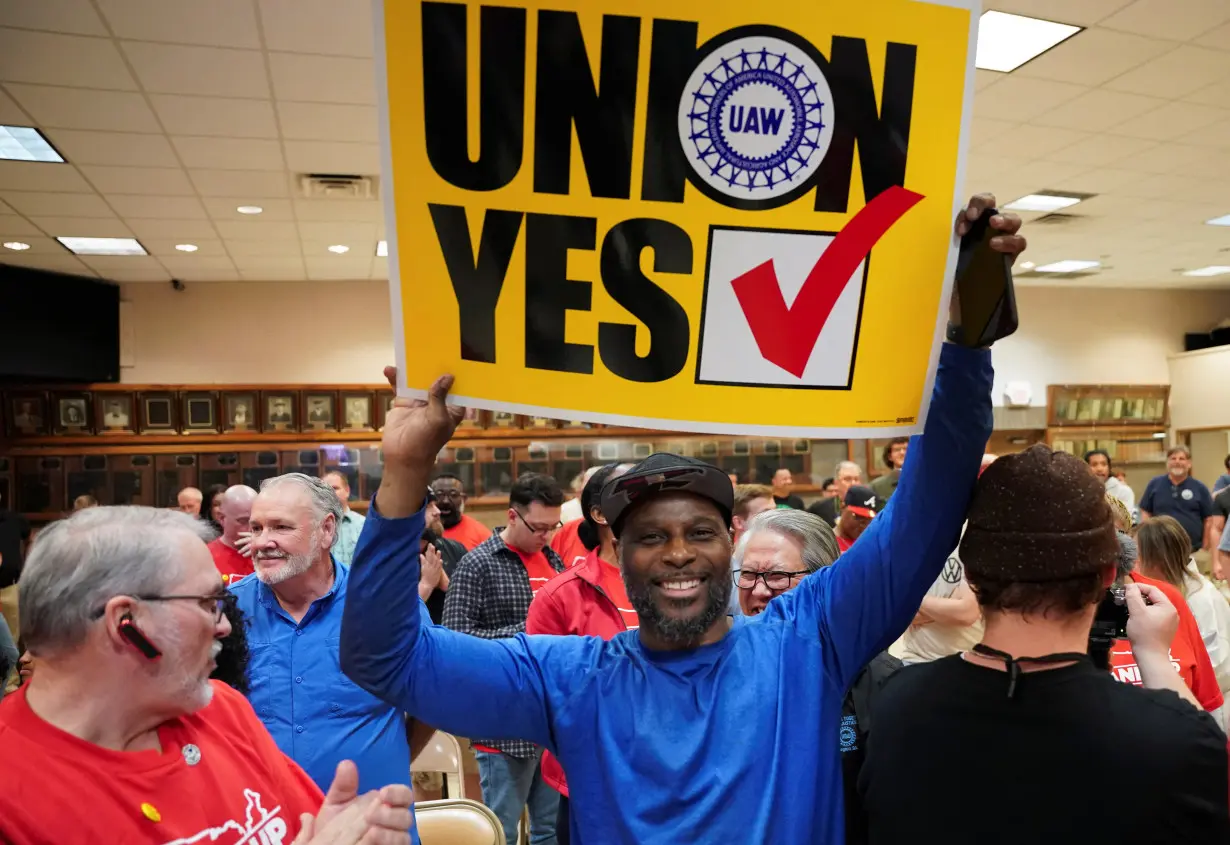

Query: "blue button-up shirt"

xmin=230 ymin=559 xmax=412 ymax=798
xmin=333 ymin=509 xmax=367 ymax=566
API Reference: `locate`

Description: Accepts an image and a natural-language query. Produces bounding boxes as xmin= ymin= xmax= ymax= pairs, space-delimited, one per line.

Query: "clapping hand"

xmin=293 ymin=760 xmax=415 ymax=845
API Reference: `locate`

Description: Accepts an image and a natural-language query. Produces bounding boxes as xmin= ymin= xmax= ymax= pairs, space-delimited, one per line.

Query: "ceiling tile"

xmin=106 ymin=194 xmax=208 ymax=219
xmin=268 ymin=53 xmax=376 ymax=105
xmin=0 ymin=160 xmax=92 ymax=192
xmin=258 ymin=0 xmax=374 ymax=57
xmin=1043 ymin=133 xmax=1158 ymax=166
xmin=188 ymin=168 xmax=290 ymax=198
xmin=0 ymin=235 xmax=65 ymax=254
xmin=0 ymin=0 xmax=107 ymax=36
xmin=1114 ymin=173 xmax=1209 ymax=200
xmin=1184 ymin=82 xmax=1230 ymax=108
xmin=1031 ymin=89 xmax=1166 ymax=131
xmin=975 ymin=125 xmax=1091 ymax=158
xmin=81 ymin=254 xmax=161 ymax=271
xmin=202 ymin=197 xmax=295 ymax=221
xmin=30 ymin=216 xmax=134 ymax=238
xmin=1015 ymin=27 xmax=1177 ymax=87
xmin=1194 ymin=20 xmax=1230 ymax=50
xmin=141 ymin=238 xmax=227 ymax=257
xmin=158 ymin=255 xmax=237 ymax=273
xmin=4 ymin=83 xmax=160 ymax=132
xmin=232 ymin=255 xmax=305 ymax=271
xmin=1104 ymin=46 xmax=1230 ymax=98
xmin=277 ymin=102 xmax=378 ymax=142
xmin=986 ymin=0 xmax=1134 ymax=27
xmin=122 ymin=41 xmax=270 ymax=98
xmin=1114 ymin=143 xmax=1223 ymax=174
xmin=46 ymin=130 xmax=179 ymax=167
xmin=240 ymin=270 xmax=309 ymax=281
xmin=96 ymin=0 xmax=260 ymax=49
xmin=969 ymin=117 xmax=1018 ymax=146
xmin=170 ymin=269 xmax=240 ymax=282
xmin=0 ymin=216 xmax=48 ymax=236
xmin=1108 ymin=101 xmax=1229 ymax=141
xmin=0 ymin=87 xmax=31 ymax=124
xmin=150 ymin=95 xmax=278 ymax=139
xmin=1169 ymin=148 xmax=1230 ymax=177
xmin=225 ymin=239 xmax=302 ymax=257
xmin=214 ymin=219 xmax=299 ymax=240
xmin=297 ymin=221 xmax=379 ymax=242
xmin=125 ymin=218 xmax=219 ymax=239
xmin=1177 ymin=118 xmax=1230 ymax=149
xmin=0 ymin=28 xmax=136 ymax=89
xmin=0 ymin=191 xmax=114 ymax=218
xmin=102 ymin=267 xmax=173 ymax=282
xmin=80 ymin=165 xmax=195 ymax=196
xmin=293 ymin=199 xmax=384 ymax=223
xmin=305 ymin=257 xmax=372 ymax=280
xmin=171 ymin=136 xmax=284 ymax=170
xmin=972 ymin=77 xmax=1088 ymax=122
xmin=0 ymin=252 xmax=96 ymax=275
xmin=1099 ymin=0 xmax=1230 ymax=41
xmin=283 ymin=140 xmax=380 ymax=174
xmin=974 ymin=70 xmax=1001 ymax=91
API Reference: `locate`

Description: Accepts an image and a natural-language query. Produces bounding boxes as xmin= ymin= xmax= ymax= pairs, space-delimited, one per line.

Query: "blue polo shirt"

xmin=230 ymin=561 xmax=414 ymax=803
xmin=1140 ymin=474 xmax=1214 ymax=550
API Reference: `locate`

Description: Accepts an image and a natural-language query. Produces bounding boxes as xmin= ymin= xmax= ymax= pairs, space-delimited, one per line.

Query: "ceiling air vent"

xmin=297 ymin=173 xmax=378 ymax=200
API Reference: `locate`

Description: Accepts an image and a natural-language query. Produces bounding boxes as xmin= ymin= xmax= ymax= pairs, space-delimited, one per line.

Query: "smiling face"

xmin=1087 ymin=452 xmax=1110 ymax=481
xmin=617 ymin=491 xmax=732 ymax=650
xmin=1167 ymin=449 xmax=1191 ymax=480
xmin=247 ymin=485 xmax=335 ymax=585
xmin=772 ymin=469 xmax=793 ymax=496
xmin=431 ymin=478 xmax=465 ymax=528
xmin=737 ymin=530 xmax=808 ymax=616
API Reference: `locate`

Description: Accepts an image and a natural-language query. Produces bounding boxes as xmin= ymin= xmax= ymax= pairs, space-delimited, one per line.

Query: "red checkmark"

xmin=730 ymin=185 xmax=925 ymax=378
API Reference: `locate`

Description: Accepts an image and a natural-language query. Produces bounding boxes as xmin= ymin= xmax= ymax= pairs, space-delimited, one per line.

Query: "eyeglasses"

xmin=431 ymin=488 xmax=464 ymax=501
xmin=512 ymin=509 xmax=562 ymax=536
xmin=91 ymin=591 xmax=236 ymax=623
xmin=734 ymin=569 xmax=808 ymax=591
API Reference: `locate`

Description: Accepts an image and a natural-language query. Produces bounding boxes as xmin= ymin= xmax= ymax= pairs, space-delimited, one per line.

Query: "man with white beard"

xmin=0 ymin=505 xmax=415 ymax=844
xmin=233 ymin=473 xmax=420 ymax=842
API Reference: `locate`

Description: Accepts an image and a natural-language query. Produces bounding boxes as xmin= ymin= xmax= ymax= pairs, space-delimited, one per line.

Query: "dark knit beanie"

xmin=961 ymin=444 xmax=1119 ymax=582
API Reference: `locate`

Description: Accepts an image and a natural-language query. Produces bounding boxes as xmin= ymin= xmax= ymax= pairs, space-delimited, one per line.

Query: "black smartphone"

xmin=953 ymin=207 xmax=1019 ymax=347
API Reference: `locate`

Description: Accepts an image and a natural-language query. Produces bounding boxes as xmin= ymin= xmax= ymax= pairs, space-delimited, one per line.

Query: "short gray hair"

xmin=834 ymin=460 xmax=861 ymax=478
xmin=733 ymin=508 xmax=840 ymax=574
xmin=260 ymin=472 xmax=344 ymax=528
xmin=20 ymin=507 xmax=213 ymax=654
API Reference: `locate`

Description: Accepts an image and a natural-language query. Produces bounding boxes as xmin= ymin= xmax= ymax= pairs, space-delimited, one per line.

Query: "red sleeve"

xmin=526 ymin=583 xmax=568 ymax=637
xmin=1178 ymin=595 xmax=1225 ymax=713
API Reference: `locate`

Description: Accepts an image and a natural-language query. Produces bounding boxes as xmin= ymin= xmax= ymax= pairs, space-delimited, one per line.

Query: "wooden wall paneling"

xmin=241 ymin=450 xmax=281 ymax=491
xmin=280 ymin=447 xmax=322 ymax=479
xmin=113 ymin=454 xmax=155 ymax=506
xmin=357 ymin=446 xmax=384 ymax=502
xmin=479 ymin=444 xmax=515 ymax=500
xmin=0 ymin=457 xmax=11 ymax=511
xmin=434 ymin=445 xmax=477 ymax=497
xmin=513 ymin=444 xmax=547 ymax=482
xmin=16 ymin=455 xmax=64 ymax=514
xmin=199 ymin=452 xmax=242 ymax=492
xmin=320 ymin=444 xmax=364 ymax=501
xmin=63 ymin=454 xmax=109 ymax=505
xmin=154 ymin=454 xmax=198 ymax=508
xmin=552 ymin=441 xmax=585 ymax=492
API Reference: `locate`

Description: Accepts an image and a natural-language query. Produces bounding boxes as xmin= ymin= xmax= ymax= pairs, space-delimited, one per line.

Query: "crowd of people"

xmin=1 ymin=197 xmax=1229 ymax=844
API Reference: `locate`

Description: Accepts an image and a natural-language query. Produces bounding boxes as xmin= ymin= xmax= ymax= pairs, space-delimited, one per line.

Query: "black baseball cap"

xmin=843 ymin=485 xmax=878 ymax=518
xmin=600 ymin=453 xmax=733 ymax=537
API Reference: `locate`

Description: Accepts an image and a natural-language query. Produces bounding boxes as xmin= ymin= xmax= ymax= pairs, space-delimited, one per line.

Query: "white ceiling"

xmin=0 ymin=0 xmax=1227 ymax=289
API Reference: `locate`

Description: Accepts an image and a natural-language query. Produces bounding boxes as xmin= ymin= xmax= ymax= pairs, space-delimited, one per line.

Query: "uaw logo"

xmin=678 ymin=26 xmax=836 ymax=209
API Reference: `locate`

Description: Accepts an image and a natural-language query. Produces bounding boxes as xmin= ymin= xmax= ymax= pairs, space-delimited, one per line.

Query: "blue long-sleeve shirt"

xmin=342 ymin=342 xmax=993 ymax=844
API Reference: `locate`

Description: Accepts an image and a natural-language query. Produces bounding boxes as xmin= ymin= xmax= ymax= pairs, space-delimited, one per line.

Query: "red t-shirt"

xmin=836 ymin=533 xmax=854 ymax=553
xmin=511 ymin=546 xmax=558 ymax=596
xmin=550 ymin=519 xmax=590 ymax=569
xmin=208 ymin=539 xmax=254 ymax=585
xmin=0 ymin=681 xmax=323 ymax=844
xmin=442 ymin=514 xmax=493 ymax=551
xmin=595 ymin=557 xmax=640 ymax=630
xmin=1108 ymin=572 xmax=1225 ymax=713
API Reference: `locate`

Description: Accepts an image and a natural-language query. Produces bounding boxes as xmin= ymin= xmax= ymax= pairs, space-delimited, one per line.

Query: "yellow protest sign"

xmin=376 ymin=0 xmax=979 ymax=436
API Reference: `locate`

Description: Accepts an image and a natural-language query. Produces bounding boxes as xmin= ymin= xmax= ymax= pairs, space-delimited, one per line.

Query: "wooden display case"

xmin=1046 ymin=384 xmax=1170 ymax=468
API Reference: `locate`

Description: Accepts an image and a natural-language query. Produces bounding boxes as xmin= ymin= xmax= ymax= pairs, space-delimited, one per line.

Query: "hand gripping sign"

xmin=376 ymin=0 xmax=980 ymax=436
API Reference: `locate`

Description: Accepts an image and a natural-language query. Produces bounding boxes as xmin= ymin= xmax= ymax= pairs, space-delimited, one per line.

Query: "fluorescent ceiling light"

xmin=174 ymin=243 xmax=199 ymax=252
xmin=376 ymin=240 xmax=388 ymax=257
xmin=1004 ymin=193 xmax=1084 ymax=213
xmin=3 ymin=241 xmax=30 ymax=251
xmin=57 ymin=236 xmax=147 ymax=256
xmin=1019 ymin=261 xmax=1035 ymax=270
xmin=236 ymin=205 xmax=263 ymax=215
xmin=976 ymin=11 xmax=1081 ymax=73
xmin=1182 ymin=265 xmax=1230 ymax=277
xmin=1034 ymin=260 xmax=1100 ymax=273
xmin=1206 ymin=214 xmax=1230 ymax=227
xmin=0 ymin=125 xmax=64 ymax=162
xmin=327 ymin=244 xmax=350 ymax=254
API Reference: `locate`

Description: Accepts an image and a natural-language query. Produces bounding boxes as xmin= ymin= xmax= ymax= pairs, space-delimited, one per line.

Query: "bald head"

xmin=177 ymin=487 xmax=202 ymax=516
xmin=218 ymin=485 xmax=257 ymax=545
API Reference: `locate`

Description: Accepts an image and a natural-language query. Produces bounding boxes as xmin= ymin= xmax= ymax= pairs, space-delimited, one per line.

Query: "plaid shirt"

xmin=442 ymin=529 xmax=564 ymax=757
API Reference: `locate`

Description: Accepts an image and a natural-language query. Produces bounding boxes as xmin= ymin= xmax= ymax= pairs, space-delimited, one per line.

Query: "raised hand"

xmin=296 ymin=760 xmax=415 ymax=845
xmin=381 ymin=367 xmax=466 ymax=472
xmin=954 ymin=192 xmax=1026 ymax=265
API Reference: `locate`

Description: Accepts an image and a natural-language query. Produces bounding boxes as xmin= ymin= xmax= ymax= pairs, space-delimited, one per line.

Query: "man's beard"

xmin=428 ymin=517 xmax=444 ymax=537
xmin=255 ymin=528 xmax=319 ymax=585
xmin=438 ymin=507 xmax=461 ymax=529
xmin=624 ymin=568 xmax=731 ymax=646
xmin=159 ymin=624 xmax=222 ymax=713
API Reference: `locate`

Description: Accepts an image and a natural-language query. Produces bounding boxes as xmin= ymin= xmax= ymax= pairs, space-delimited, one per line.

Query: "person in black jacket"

xmin=732 ymin=507 xmax=900 ymax=844
xmin=420 ymin=489 xmax=465 ymax=625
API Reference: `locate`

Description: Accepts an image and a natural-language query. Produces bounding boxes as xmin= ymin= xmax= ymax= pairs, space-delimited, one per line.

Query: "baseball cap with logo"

xmin=600 ymin=453 xmax=733 ymax=538
xmin=843 ymin=485 xmax=878 ymax=518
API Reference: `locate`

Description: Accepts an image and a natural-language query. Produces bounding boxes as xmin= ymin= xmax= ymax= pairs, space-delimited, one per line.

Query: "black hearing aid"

xmin=118 ymin=614 xmax=162 ymax=660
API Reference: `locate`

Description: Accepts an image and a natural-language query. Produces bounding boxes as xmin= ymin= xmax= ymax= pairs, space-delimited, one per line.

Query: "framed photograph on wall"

xmin=223 ymin=392 xmax=257 ymax=433
xmin=263 ymin=393 xmax=297 ymax=433
xmin=139 ymin=392 xmax=177 ymax=434
xmin=181 ymin=392 xmax=218 ymax=433
xmin=7 ymin=393 xmax=47 ymax=436
xmin=341 ymin=392 xmax=373 ymax=432
xmin=376 ymin=392 xmax=394 ymax=431
xmin=97 ymin=393 xmax=135 ymax=434
xmin=54 ymin=393 xmax=91 ymax=434
xmin=303 ymin=392 xmax=336 ymax=431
